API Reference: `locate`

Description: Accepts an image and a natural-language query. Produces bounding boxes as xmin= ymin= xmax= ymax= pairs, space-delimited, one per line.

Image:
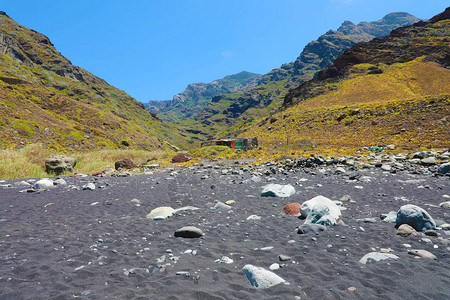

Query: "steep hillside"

xmin=146 ymin=71 xmax=261 ymax=122
xmin=0 ymin=11 xmax=183 ymax=151
xmin=185 ymin=12 xmax=420 ymax=139
xmin=238 ymin=8 xmax=450 ymax=152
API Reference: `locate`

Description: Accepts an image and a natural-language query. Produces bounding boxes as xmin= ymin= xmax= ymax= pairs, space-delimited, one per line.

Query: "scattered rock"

xmin=82 ymin=183 xmax=95 ymax=190
xmin=172 ymin=153 xmax=194 ymax=163
xmin=261 ymin=184 xmax=296 ymax=197
xmin=300 ymin=195 xmax=341 ymax=226
xmin=283 ymin=203 xmax=301 ymax=215
xmin=297 ymin=223 xmax=327 ymax=235
xmin=212 ymin=201 xmax=231 ymax=210
xmin=115 ymin=159 xmax=136 ymax=170
xmin=215 ymin=256 xmax=234 ymax=264
xmin=439 ymin=201 xmax=450 ymax=209
xmin=45 ymin=155 xmax=77 ymax=175
xmin=33 ymin=178 xmax=54 ymax=189
xmin=420 ymin=157 xmax=437 ymax=165
xmin=359 ymin=252 xmax=399 ymax=264
xmin=225 ymin=200 xmax=235 ymax=205
xmin=407 ymin=249 xmax=437 ymax=260
xmin=396 ymin=224 xmax=418 ymax=236
xmin=396 ymin=204 xmax=436 ymax=232
xmin=247 ymin=215 xmax=261 ymax=221
xmin=174 ymin=226 xmax=204 ymax=238
xmin=437 ymin=163 xmax=450 ymax=174
xmin=242 ymin=264 xmax=288 ymax=289
xmin=380 ymin=211 xmax=397 ymax=223
xmin=146 ymin=206 xmax=175 ymax=220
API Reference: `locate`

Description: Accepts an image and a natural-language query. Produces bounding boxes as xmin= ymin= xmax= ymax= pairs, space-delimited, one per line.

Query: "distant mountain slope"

xmin=238 ymin=8 xmax=450 ymax=152
xmin=146 ymin=71 xmax=262 ymax=122
xmin=0 ymin=11 xmax=183 ymax=150
xmin=186 ymin=12 xmax=420 ymax=139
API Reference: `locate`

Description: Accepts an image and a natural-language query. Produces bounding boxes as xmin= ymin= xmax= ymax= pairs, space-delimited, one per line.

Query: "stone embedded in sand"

xmin=33 ymin=178 xmax=55 ymax=189
xmin=408 ymin=249 xmax=437 ymax=260
xmin=439 ymin=201 xmax=450 ymax=208
xmin=359 ymin=252 xmax=399 ymax=264
xmin=283 ymin=203 xmax=301 ymax=215
xmin=212 ymin=201 xmax=231 ymax=210
xmin=171 ymin=153 xmax=194 ymax=163
xmin=297 ymin=223 xmax=327 ymax=235
xmin=45 ymin=155 xmax=77 ymax=175
xmin=146 ymin=206 xmax=175 ymax=220
xmin=261 ymin=184 xmax=296 ymax=198
xmin=396 ymin=224 xmax=418 ymax=236
xmin=396 ymin=204 xmax=436 ymax=232
xmin=380 ymin=211 xmax=397 ymax=223
xmin=82 ymin=183 xmax=95 ymax=190
xmin=242 ymin=264 xmax=288 ymax=289
xmin=301 ymin=195 xmax=341 ymax=226
xmin=174 ymin=226 xmax=204 ymax=238
xmin=53 ymin=178 xmax=67 ymax=185
xmin=247 ymin=215 xmax=261 ymax=221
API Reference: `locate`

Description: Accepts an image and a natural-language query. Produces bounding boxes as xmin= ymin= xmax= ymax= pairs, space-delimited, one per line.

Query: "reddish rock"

xmin=172 ymin=153 xmax=194 ymax=163
xmin=283 ymin=203 xmax=301 ymax=215
xmin=115 ymin=158 xmax=136 ymax=170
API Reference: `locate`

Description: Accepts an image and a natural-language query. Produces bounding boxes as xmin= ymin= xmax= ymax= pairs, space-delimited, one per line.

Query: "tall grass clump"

xmin=0 ymin=143 xmax=51 ymax=179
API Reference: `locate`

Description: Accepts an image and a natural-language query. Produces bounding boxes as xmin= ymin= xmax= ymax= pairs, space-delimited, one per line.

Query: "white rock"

xmin=261 ymin=184 xmax=296 ymax=198
xmin=300 ymin=195 xmax=341 ymax=226
xmin=242 ymin=264 xmax=288 ymax=289
xmin=82 ymin=183 xmax=95 ymax=190
xmin=359 ymin=252 xmax=399 ymax=264
xmin=269 ymin=263 xmax=280 ymax=270
xmin=247 ymin=215 xmax=261 ymax=221
xmin=215 ymin=256 xmax=234 ymax=264
xmin=33 ymin=178 xmax=54 ymax=189
xmin=146 ymin=207 xmax=175 ymax=220
xmin=53 ymin=178 xmax=67 ymax=185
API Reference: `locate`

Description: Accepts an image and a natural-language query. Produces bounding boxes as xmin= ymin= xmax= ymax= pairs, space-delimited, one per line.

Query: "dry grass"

xmin=0 ymin=143 xmax=176 ymax=179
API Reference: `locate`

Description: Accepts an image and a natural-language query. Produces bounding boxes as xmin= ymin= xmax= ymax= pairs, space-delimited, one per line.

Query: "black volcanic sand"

xmin=0 ymin=164 xmax=449 ymax=299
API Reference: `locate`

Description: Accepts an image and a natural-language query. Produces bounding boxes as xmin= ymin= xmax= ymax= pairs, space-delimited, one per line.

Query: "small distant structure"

xmin=201 ymin=137 xmax=258 ymax=151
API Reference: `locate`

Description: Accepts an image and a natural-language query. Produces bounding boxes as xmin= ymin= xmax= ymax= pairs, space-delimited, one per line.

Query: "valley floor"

xmin=0 ymin=162 xmax=449 ymax=299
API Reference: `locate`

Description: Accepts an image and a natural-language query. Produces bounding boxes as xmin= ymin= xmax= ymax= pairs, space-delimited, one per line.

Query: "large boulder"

xmin=396 ymin=204 xmax=436 ymax=232
xmin=438 ymin=162 xmax=450 ymax=174
xmin=45 ymin=155 xmax=77 ymax=175
xmin=261 ymin=184 xmax=295 ymax=198
xmin=242 ymin=264 xmax=288 ymax=289
xmin=171 ymin=153 xmax=194 ymax=163
xmin=300 ymin=195 xmax=341 ymax=226
xmin=115 ymin=158 xmax=136 ymax=170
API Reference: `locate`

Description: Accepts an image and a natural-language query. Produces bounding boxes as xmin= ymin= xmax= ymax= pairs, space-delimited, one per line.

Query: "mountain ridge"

xmin=181 ymin=12 xmax=420 ymax=140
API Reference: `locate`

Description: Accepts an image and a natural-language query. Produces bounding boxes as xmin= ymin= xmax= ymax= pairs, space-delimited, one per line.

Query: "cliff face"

xmin=146 ymin=71 xmax=262 ymax=122
xmin=0 ymin=11 xmax=183 ymax=150
xmin=181 ymin=12 xmax=420 ymax=139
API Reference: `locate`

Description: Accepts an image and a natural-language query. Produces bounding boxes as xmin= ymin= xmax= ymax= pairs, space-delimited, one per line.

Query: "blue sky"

xmin=2 ymin=1 xmax=448 ymax=102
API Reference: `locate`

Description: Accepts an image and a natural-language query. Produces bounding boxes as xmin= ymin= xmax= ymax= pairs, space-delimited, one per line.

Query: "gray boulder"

xmin=396 ymin=204 xmax=436 ymax=232
xmin=45 ymin=155 xmax=77 ymax=175
xmin=438 ymin=163 xmax=450 ymax=174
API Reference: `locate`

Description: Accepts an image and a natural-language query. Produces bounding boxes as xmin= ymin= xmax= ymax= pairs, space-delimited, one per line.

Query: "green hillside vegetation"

xmin=181 ymin=12 xmax=420 ymax=141
xmin=238 ymin=15 xmax=450 ymax=153
xmin=0 ymin=12 xmax=185 ymax=151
